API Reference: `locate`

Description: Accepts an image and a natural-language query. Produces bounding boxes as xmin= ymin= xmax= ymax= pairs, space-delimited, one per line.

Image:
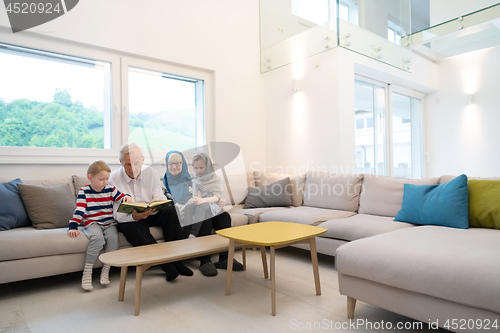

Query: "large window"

xmin=355 ymin=77 xmax=424 ymax=178
xmin=0 ymin=39 xmax=210 ymax=164
xmin=127 ymin=67 xmax=204 ymax=153
xmin=0 ymin=43 xmax=111 ymax=149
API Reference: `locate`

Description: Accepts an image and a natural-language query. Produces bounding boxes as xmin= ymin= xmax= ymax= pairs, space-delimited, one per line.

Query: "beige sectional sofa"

xmin=2 ymin=170 xmax=499 ymax=332
xmin=226 ymin=171 xmax=500 ymax=330
xmin=0 ymin=175 xmax=248 ymax=285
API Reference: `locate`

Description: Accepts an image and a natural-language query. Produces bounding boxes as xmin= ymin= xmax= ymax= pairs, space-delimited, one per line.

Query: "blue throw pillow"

xmin=0 ymin=178 xmax=30 ymax=231
xmin=394 ymin=174 xmax=469 ymax=229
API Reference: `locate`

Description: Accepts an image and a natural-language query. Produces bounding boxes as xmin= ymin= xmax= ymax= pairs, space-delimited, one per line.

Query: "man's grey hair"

xmin=119 ymin=143 xmax=144 ymax=162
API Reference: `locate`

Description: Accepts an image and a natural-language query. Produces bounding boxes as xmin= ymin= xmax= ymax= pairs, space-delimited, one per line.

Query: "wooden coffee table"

xmin=99 ymin=234 xmax=252 ymax=316
xmin=216 ymin=221 xmax=327 ymax=316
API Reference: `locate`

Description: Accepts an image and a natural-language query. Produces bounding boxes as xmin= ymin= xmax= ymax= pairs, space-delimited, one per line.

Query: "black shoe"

xmin=214 ymin=259 xmax=244 ymax=271
xmin=163 ymin=263 xmax=179 ymax=281
xmin=199 ymin=262 xmax=218 ymax=277
xmin=175 ymin=261 xmax=194 ymax=276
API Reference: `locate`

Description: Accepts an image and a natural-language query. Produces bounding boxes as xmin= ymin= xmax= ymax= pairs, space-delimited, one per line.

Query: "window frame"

xmin=120 ymin=57 xmax=213 ymax=165
xmin=388 ymin=84 xmax=425 ymax=178
xmin=0 ymin=33 xmax=213 ymax=165
xmin=355 ymin=75 xmax=425 ymax=179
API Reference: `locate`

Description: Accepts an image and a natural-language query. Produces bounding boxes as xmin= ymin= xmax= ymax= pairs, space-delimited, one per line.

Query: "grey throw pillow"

xmin=243 ymin=177 xmax=293 ymax=209
xmin=17 ymin=183 xmax=76 ymax=229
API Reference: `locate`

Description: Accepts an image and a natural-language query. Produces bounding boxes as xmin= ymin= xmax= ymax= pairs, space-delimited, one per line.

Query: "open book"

xmin=117 ymin=199 xmax=172 ymax=214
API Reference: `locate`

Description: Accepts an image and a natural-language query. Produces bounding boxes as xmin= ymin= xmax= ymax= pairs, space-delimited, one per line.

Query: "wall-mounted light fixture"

xmin=467 ymin=94 xmax=474 ymax=104
xmin=292 ymin=79 xmax=302 ymax=92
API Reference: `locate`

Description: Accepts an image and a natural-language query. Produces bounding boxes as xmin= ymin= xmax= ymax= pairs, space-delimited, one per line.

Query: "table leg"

xmin=242 ymin=247 xmax=247 ymax=270
xmin=225 ymin=239 xmax=235 ymax=296
xmin=270 ymin=246 xmax=276 ymax=316
xmin=260 ymin=246 xmax=268 ymax=279
xmin=118 ymin=266 xmax=128 ymax=302
xmin=134 ymin=264 xmax=151 ymax=316
xmin=309 ymin=237 xmax=321 ymax=295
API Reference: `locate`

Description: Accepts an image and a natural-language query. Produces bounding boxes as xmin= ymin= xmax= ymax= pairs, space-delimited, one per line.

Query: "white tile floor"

xmin=0 ymin=247 xmax=449 ymax=333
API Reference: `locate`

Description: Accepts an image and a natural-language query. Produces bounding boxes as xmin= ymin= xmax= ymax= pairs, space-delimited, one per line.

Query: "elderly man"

xmin=109 ymin=143 xmax=193 ymax=281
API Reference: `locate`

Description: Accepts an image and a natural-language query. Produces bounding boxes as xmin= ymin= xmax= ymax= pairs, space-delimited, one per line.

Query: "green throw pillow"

xmin=468 ymin=179 xmax=500 ymax=229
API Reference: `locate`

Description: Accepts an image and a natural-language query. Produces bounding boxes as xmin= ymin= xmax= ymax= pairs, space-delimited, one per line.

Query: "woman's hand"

xmin=218 ymin=197 xmax=226 ymax=208
xmin=132 ymin=208 xmax=155 ymax=221
xmin=68 ymin=229 xmax=80 ymax=238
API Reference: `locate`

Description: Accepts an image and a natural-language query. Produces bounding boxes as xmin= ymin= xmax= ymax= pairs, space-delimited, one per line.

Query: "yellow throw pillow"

xmin=468 ymin=179 xmax=500 ymax=229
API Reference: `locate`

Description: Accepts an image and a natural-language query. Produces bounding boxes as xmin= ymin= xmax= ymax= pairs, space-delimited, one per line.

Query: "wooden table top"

xmin=216 ymin=221 xmax=327 ymax=247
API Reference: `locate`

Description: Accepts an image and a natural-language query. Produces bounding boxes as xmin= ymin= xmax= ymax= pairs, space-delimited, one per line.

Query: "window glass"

xmin=355 ymin=77 xmax=423 ymax=178
xmin=0 ymin=43 xmax=111 ymax=149
xmin=392 ymin=92 xmax=422 ymax=178
xmin=291 ymin=0 xmax=358 ymax=25
xmin=354 ymin=80 xmax=386 ymax=175
xmin=128 ymin=67 xmax=204 ymax=152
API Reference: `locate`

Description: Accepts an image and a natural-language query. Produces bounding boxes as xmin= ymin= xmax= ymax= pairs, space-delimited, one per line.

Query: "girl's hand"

xmin=68 ymin=229 xmax=80 ymax=238
xmin=192 ymin=197 xmax=204 ymax=205
xmin=123 ymin=196 xmax=132 ymax=203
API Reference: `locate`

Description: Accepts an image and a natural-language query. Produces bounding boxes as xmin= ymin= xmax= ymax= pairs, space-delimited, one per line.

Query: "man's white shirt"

xmin=109 ymin=166 xmax=166 ymax=223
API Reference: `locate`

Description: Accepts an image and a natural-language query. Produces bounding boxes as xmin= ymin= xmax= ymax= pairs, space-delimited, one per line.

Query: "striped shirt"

xmin=68 ymin=185 xmax=128 ymax=230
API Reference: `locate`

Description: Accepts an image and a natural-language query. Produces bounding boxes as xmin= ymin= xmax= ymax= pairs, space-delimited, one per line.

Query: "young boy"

xmin=68 ymin=160 xmax=131 ymax=291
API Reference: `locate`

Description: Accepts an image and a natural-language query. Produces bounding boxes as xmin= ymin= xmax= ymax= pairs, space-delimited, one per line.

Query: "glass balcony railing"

xmin=260 ymin=1 xmax=500 ymax=73
xmin=409 ymin=3 xmax=500 ymax=60
xmin=260 ymin=0 xmax=412 ymax=73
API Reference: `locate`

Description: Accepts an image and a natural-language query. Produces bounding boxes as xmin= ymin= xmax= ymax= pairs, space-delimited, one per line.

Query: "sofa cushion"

xmin=17 ymin=183 xmax=76 ymax=229
xmin=394 ymin=174 xmax=469 ymax=229
xmin=4 ymin=177 xmax=78 ymax=201
xmin=205 ymin=171 xmax=254 ymax=206
xmin=72 ymin=175 xmax=89 ymax=197
xmin=227 ymin=204 xmax=288 ymax=224
xmin=468 ymin=179 xmax=500 ymax=229
xmin=0 ymin=178 xmax=30 ymax=231
xmin=319 ymin=214 xmax=414 ymax=241
xmin=358 ymin=175 xmax=440 ymax=217
xmin=335 ymin=226 xmax=500 ymax=314
xmin=0 ymin=226 xmax=88 ymax=261
xmin=228 ymin=213 xmax=248 ymax=227
xmin=243 ymin=177 xmax=292 ymax=209
xmin=259 ymin=206 xmax=356 ymax=226
xmin=253 ymin=171 xmax=305 ymax=207
xmin=304 ymin=172 xmax=363 ymax=212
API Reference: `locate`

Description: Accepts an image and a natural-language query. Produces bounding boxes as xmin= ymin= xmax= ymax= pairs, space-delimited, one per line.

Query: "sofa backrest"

xmin=1 ymin=177 xmax=77 ymax=201
xmin=359 ymin=174 xmax=440 ymax=217
xmin=303 ymin=172 xmax=363 ymax=212
xmin=252 ymin=171 xmax=306 ymax=207
xmin=220 ymin=171 xmax=255 ymax=206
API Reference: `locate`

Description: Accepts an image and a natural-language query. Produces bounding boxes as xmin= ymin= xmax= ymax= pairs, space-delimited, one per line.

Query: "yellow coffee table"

xmin=216 ymin=221 xmax=327 ymax=316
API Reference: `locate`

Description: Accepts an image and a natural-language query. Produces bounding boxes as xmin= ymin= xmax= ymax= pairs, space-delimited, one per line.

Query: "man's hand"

xmin=68 ymin=229 xmax=80 ymax=238
xmin=132 ymin=208 xmax=155 ymax=221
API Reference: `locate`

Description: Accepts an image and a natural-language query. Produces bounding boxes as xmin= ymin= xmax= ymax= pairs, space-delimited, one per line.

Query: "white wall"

xmin=425 ymin=45 xmax=500 ymax=177
xmin=262 ymin=46 xmax=439 ymax=176
xmin=0 ymin=0 xmax=265 ymax=179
